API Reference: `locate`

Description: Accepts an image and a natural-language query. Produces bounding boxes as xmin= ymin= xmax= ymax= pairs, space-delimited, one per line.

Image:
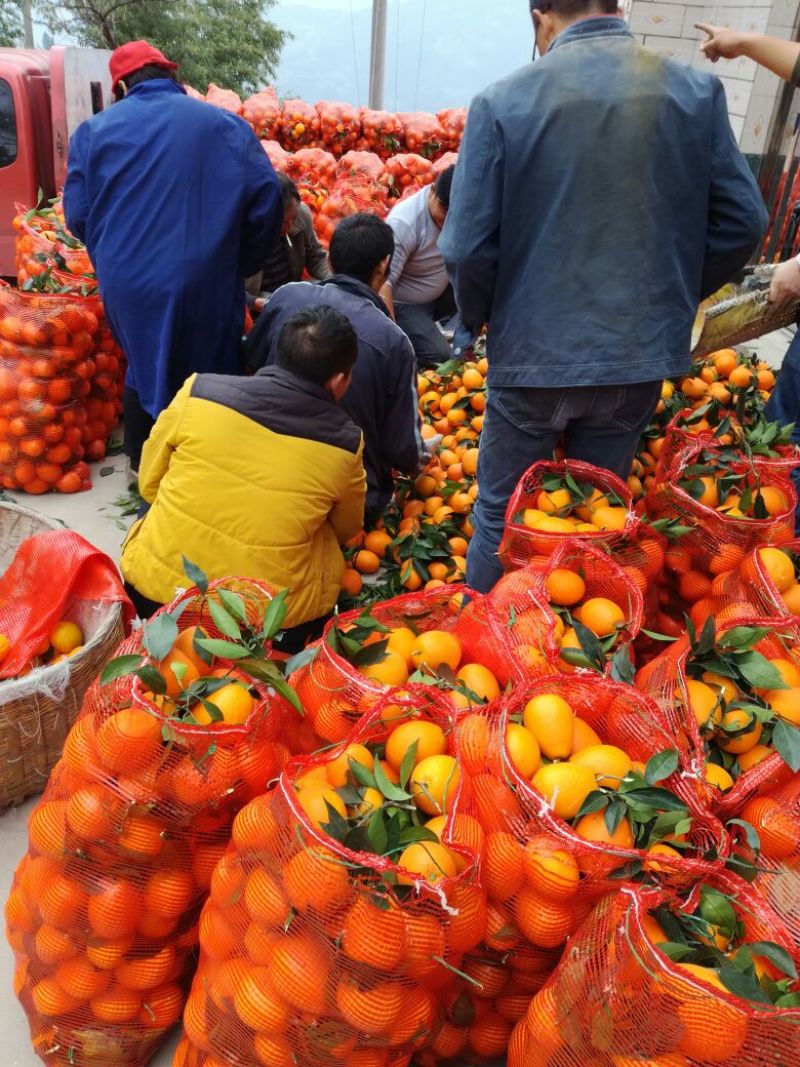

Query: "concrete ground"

xmin=0 ymin=327 xmax=794 ymax=1065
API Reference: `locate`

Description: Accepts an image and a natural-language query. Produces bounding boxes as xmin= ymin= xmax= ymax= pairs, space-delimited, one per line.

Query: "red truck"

xmin=0 ymin=45 xmax=112 ymax=277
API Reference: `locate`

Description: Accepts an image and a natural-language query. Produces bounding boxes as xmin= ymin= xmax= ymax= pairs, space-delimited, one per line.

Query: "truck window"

xmin=0 ymin=79 xmax=17 ymax=168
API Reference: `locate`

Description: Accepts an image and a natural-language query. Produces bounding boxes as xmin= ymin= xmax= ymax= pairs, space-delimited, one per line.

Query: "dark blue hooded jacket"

xmin=64 ymin=79 xmax=282 ymax=417
xmin=440 ymin=17 xmax=768 ymax=389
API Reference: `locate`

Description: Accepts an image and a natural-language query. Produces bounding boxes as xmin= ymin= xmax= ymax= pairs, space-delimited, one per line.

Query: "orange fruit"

xmin=514 ymin=886 xmax=573 ymax=948
xmin=679 ymin=679 xmax=722 ymax=732
xmin=576 ymin=597 xmax=625 ymax=637
xmin=233 ymin=965 xmax=290 ymax=1032
xmin=410 ymin=754 xmax=461 ymax=815
xmin=386 ymin=626 xmax=417 ymax=666
xmin=364 ymin=530 xmax=392 ymax=559
xmin=244 ymin=868 xmax=289 ymax=926
xmin=569 ymin=744 xmax=632 ymax=789
xmin=456 ymin=662 xmax=501 ymax=703
xmin=782 ymin=583 xmax=800 ymax=615
xmin=95 ymin=707 xmax=162 ymax=774
xmin=172 ymin=625 xmax=210 ymax=672
xmin=115 ymin=945 xmax=176 ymax=992
xmin=31 ymin=977 xmax=82 ymax=1017
xmin=336 ymin=975 xmax=403 ymax=1035
xmin=717 ymin=708 xmax=762 ymax=753
xmin=410 ymin=629 xmax=462 ymax=672
xmin=87 ymin=880 xmax=140 ymax=939
xmin=590 ymin=505 xmax=627 ymax=532
xmin=158 ymin=648 xmax=200 ymax=696
xmin=570 ymin=716 xmax=603 ymax=753
xmin=537 ymin=488 xmax=571 ymax=514
xmin=759 ymin=547 xmax=796 ymax=593
xmin=340 ymin=567 xmax=363 ymax=596
xmin=675 ymin=965 xmax=747 ymax=1062
xmin=532 ymin=762 xmax=595 ymax=820
xmin=484 ymin=830 xmax=524 ymax=903
xmin=353 ymin=549 xmax=381 ymax=574
xmin=737 ymin=743 xmax=772 ymax=772
xmin=296 ymin=784 xmax=347 ymax=829
xmin=144 ymin=868 xmax=194 ymax=920
xmin=523 ymin=693 xmax=574 ymax=759
xmin=284 ymin=843 xmax=352 ymax=913
xmin=505 ymin=723 xmax=541 ymax=778
xmin=522 ymin=836 xmax=580 ymax=899
xmin=545 ymin=568 xmax=586 ymax=606
xmin=326 ymin=742 xmax=373 ymax=787
xmin=49 ymin=619 xmax=83 ymax=654
xmin=704 ymin=762 xmax=734 ymax=791
xmin=758 ymin=485 xmax=789 ymax=516
xmin=385 ymin=720 xmax=446 ymax=770
xmin=191 ymin=681 xmax=254 ymax=726
xmin=342 ymin=895 xmax=406 ymax=972
xmin=740 ymin=796 xmax=800 ymax=859
xmin=66 ymin=784 xmax=117 ymax=841
xmin=39 ymin=873 xmax=86 ymax=930
xmin=765 ymin=686 xmax=800 ymax=725
xmin=454 ymin=713 xmax=490 ymax=775
xmin=397 ymin=840 xmax=457 ymax=884
xmin=270 ymin=935 xmax=330 ymax=1014
xmin=574 ymin=809 xmax=635 ymax=849
xmin=91 ymin=985 xmax=143 ymax=1023
xmin=360 ymin=647 xmax=409 ymax=687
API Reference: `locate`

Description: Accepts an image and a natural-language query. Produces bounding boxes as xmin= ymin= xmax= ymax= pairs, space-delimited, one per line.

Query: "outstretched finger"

xmin=694 ymin=22 xmax=717 ymax=40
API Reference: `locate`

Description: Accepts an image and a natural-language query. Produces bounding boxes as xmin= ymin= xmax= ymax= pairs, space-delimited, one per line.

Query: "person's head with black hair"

xmin=275 ymin=305 xmax=357 ymax=400
xmin=329 ymin=214 xmax=395 ymax=292
xmin=428 ymin=165 xmax=455 ymax=228
xmin=278 ymin=174 xmax=302 ymax=236
xmin=529 ymin=0 xmax=621 ymax=57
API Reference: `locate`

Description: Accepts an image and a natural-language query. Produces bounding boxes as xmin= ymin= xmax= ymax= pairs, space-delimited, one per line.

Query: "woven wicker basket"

xmin=0 ymin=502 xmax=126 ymax=809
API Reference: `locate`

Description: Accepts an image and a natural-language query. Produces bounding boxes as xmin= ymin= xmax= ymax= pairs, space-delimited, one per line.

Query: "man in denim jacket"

xmin=440 ymin=0 xmax=767 ymax=592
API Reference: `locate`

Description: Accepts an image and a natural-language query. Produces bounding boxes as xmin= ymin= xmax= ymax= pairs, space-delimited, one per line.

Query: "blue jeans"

xmin=466 ymin=382 xmax=662 ymax=592
xmin=765 ymin=331 xmax=800 ymax=533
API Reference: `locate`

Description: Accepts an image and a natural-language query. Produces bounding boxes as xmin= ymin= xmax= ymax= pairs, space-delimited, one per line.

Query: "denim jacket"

xmin=439 ymin=17 xmax=767 ymax=389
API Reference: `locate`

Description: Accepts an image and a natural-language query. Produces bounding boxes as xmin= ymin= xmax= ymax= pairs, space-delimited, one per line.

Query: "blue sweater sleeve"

xmin=439 ymin=95 xmax=504 ymax=331
xmin=63 ymin=122 xmax=90 ymax=244
xmin=240 ymin=131 xmax=283 ymax=278
xmin=702 ymin=80 xmax=768 ymax=299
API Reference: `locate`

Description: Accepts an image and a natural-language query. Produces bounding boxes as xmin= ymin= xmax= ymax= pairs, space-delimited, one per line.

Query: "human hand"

xmin=695 ymin=23 xmax=747 ymax=62
xmin=768 ymin=258 xmax=800 ymax=309
xmin=424 ymin=433 xmax=443 ymax=458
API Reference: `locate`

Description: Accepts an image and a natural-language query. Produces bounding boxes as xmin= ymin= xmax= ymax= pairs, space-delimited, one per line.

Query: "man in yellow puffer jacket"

xmin=121 ymin=306 xmax=366 ymax=648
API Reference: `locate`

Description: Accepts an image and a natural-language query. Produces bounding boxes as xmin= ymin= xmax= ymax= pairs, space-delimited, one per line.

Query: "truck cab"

xmin=0 ymin=46 xmax=112 ymax=277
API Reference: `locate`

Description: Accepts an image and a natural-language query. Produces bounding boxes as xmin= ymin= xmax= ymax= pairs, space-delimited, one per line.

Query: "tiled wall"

xmin=628 ymin=0 xmax=800 ymax=152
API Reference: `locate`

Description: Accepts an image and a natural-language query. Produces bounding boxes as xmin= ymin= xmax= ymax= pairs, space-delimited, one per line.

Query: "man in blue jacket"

xmin=244 ymin=213 xmax=427 ymax=518
xmin=440 ymin=0 xmax=768 ymax=593
xmin=63 ymin=40 xmax=282 ymax=471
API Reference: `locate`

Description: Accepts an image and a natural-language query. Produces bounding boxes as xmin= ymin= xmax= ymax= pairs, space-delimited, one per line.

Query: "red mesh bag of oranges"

xmin=433 ymin=150 xmax=459 ymax=176
xmin=437 ymin=108 xmax=467 ymax=152
xmin=14 ymin=201 xmax=94 ymax=282
xmin=205 ymin=84 xmax=242 ymax=114
xmin=400 ymin=111 xmax=445 ymax=158
xmin=260 ymin=139 xmax=289 ymax=173
xmin=635 ymin=614 xmax=800 ymax=818
xmin=4 ymin=577 xmax=305 ymax=1066
xmin=386 ymin=152 xmax=434 ymax=197
xmin=708 ymin=542 xmax=800 ymax=623
xmin=359 ymin=107 xmax=404 ymax=158
xmin=645 ymin=439 xmax=796 ymax=584
xmin=455 ymin=674 xmax=726 ymax=910
xmin=285 ymin=146 xmax=338 ymax=189
xmin=279 ymin=98 xmax=321 ymax=148
xmin=289 ymin=586 xmax=524 ymax=748
xmin=499 ymin=460 xmax=640 ymax=571
xmin=0 ymin=282 xmax=104 ymax=494
xmin=489 ymin=539 xmax=645 ymax=678
xmin=314 ymin=177 xmax=390 ymax=247
xmin=336 ymin=149 xmax=389 ymax=186
xmin=173 ymin=687 xmax=488 ymax=1067
xmin=316 ymin=99 xmax=362 ymax=155
xmin=509 ymin=874 xmax=800 ymax=1066
xmin=242 ymin=87 xmax=280 ymax=139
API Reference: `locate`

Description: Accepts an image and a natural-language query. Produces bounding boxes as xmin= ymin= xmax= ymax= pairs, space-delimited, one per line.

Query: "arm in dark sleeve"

xmin=301 ymin=207 xmax=331 ymax=280
xmin=63 ymin=122 xmax=90 ymax=244
xmin=243 ymin=295 xmax=283 ymax=372
xmin=240 ymin=130 xmax=283 ymax=278
xmin=438 ymin=95 xmax=504 ymax=330
xmin=330 ymin=440 xmax=367 ymax=543
xmin=701 ymin=80 xmax=768 ymax=299
xmin=380 ymin=334 xmax=427 ymax=476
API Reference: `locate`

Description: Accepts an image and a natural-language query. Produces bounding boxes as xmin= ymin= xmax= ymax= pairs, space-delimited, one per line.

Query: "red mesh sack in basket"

xmin=0 ymin=530 xmax=133 ymax=680
xmin=0 ymin=282 xmax=104 ymax=494
xmin=314 ymin=177 xmax=389 ymax=247
xmin=511 ymin=874 xmax=800 ymax=1066
xmin=205 ymin=83 xmax=242 ymax=114
xmin=279 ymin=98 xmax=321 ymax=148
xmin=4 ymin=579 xmax=304 ymax=1067
xmin=386 ymin=152 xmax=434 ymax=198
xmin=499 ymin=460 xmax=640 ymax=571
xmin=173 ymin=687 xmax=488 ymax=1067
xmin=359 ymin=107 xmax=404 ymax=158
xmin=635 ymin=614 xmax=800 ymax=819
xmin=645 ymin=439 xmax=796 ymax=582
xmin=489 ymin=539 xmax=645 ymax=678
xmin=437 ymin=108 xmax=468 ymax=152
xmin=242 ymin=87 xmax=280 ymax=139
xmin=260 ymin=139 xmax=288 ymax=173
xmin=336 ymin=149 xmax=389 ymax=186
xmin=316 ymin=99 xmax=361 ymax=155
xmin=400 ymin=111 xmax=445 ymax=159
xmin=289 ymin=585 xmax=525 ymax=747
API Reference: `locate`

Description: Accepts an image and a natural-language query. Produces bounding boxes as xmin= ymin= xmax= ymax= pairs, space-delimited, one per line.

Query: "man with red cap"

xmin=64 ymin=41 xmax=282 ymax=472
